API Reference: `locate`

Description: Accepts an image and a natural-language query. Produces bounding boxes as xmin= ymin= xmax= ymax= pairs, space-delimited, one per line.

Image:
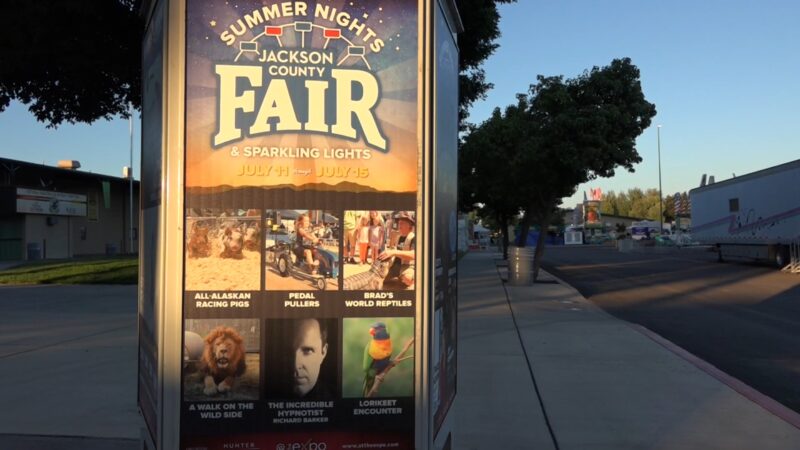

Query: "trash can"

xmin=508 ymin=246 xmax=533 ymax=285
xmin=26 ymin=243 xmax=41 ymax=261
xmin=105 ymin=243 xmax=118 ymax=256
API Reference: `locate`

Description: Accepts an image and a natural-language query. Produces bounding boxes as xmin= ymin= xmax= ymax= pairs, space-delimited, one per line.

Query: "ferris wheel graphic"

xmin=234 ymin=22 xmax=372 ymax=70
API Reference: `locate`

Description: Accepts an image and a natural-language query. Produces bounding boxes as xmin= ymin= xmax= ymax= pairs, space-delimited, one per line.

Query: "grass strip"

xmin=0 ymin=257 xmax=138 ymax=285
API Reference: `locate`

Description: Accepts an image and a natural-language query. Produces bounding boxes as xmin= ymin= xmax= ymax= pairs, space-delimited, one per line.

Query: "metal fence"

xmin=783 ymin=239 xmax=800 ymax=274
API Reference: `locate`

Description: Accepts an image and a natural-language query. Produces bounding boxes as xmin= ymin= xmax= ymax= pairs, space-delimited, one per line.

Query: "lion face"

xmin=211 ymin=336 xmax=236 ymax=368
xmin=202 ymin=326 xmax=246 ymax=378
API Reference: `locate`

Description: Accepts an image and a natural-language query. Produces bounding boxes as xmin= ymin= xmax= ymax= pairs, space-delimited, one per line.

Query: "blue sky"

xmin=0 ymin=101 xmax=142 ymax=180
xmin=470 ymin=0 xmax=800 ymax=207
xmin=1 ymin=0 xmax=798 ymax=208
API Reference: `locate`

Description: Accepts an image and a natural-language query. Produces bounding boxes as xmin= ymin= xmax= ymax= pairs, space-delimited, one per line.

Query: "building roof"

xmin=689 ymin=158 xmax=800 ymax=194
xmin=0 ymin=157 xmax=140 ymax=187
xmin=562 ymin=209 xmax=645 ymax=222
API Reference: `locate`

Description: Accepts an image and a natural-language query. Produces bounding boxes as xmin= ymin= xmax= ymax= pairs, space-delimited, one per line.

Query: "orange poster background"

xmin=185 ymin=0 xmax=420 ymax=194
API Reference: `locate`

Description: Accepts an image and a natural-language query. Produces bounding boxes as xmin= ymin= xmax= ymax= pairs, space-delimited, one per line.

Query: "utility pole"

xmin=129 ymin=105 xmax=134 ymax=254
xmin=657 ymin=124 xmax=663 ymax=234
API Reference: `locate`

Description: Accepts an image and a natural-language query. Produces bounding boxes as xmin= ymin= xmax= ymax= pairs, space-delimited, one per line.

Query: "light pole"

xmin=129 ymin=105 xmax=134 ymax=254
xmin=657 ymin=124 xmax=663 ymax=234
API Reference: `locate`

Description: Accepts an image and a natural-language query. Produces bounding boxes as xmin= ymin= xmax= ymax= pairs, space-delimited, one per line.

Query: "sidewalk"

xmin=455 ymin=250 xmax=800 ymax=449
xmin=3 ymin=253 xmax=800 ymax=449
xmin=0 ymin=285 xmax=141 ymax=450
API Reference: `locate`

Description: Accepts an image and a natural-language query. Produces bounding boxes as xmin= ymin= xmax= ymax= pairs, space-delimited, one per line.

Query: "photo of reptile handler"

xmin=342 ymin=211 xmax=416 ymax=291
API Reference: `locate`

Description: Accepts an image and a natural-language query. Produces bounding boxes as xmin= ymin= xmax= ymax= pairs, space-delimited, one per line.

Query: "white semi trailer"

xmin=690 ymin=159 xmax=800 ymax=267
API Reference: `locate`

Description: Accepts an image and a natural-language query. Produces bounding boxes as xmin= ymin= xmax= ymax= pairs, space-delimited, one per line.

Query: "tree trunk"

xmin=499 ymin=218 xmax=510 ymax=260
xmin=531 ymin=213 xmax=550 ymax=282
xmin=516 ymin=214 xmax=532 ymax=247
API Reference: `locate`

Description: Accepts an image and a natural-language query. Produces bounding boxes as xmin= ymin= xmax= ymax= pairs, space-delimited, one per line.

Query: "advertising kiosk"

xmin=138 ymin=0 xmax=462 ymax=449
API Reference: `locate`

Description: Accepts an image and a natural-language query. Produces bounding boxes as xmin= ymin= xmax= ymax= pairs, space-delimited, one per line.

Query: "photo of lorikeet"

xmin=362 ymin=322 xmax=393 ymax=396
xmin=342 ymin=317 xmax=413 ymax=398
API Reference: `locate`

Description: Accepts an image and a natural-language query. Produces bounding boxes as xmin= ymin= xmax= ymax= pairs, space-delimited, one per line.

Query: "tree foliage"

xmin=0 ymin=0 xmax=141 ymax=126
xmin=514 ymin=58 xmax=656 ymax=258
xmin=1 ymin=0 xmax=510 ymax=129
xmin=460 ymin=58 xmax=657 ymax=279
xmin=600 ymin=188 xmax=677 ymax=222
xmin=459 ymin=98 xmax=527 ymax=257
xmin=456 ymin=0 xmax=516 ymax=129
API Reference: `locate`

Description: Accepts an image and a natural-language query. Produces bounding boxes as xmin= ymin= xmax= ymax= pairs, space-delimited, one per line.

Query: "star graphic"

xmin=210 ymin=20 xmax=217 ymax=27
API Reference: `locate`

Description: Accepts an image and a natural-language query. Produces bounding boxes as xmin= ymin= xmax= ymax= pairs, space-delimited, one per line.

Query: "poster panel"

xmin=182 ymin=1 xmax=420 ymax=448
xmin=138 ymin=0 xmax=165 ymax=443
xmin=431 ymin=1 xmax=457 ymax=437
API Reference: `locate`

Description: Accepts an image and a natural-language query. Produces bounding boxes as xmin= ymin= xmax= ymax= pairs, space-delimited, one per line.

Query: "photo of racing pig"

xmin=185 ymin=209 xmax=261 ymax=291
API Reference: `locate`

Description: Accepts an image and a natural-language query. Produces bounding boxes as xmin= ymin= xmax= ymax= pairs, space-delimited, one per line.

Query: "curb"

xmin=632 ymin=323 xmax=800 ymax=431
xmin=540 ymin=268 xmax=800 ymax=431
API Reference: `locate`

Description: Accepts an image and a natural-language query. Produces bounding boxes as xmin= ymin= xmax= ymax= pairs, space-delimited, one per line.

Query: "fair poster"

xmin=181 ymin=1 xmax=420 ymax=449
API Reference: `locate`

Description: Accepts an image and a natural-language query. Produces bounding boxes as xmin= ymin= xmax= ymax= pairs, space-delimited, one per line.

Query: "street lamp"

xmin=657 ymin=124 xmax=663 ymax=234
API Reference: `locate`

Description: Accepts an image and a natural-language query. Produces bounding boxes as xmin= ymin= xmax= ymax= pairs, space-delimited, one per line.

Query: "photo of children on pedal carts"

xmin=264 ymin=210 xmax=340 ymax=291
xmin=342 ymin=210 xmax=416 ymax=291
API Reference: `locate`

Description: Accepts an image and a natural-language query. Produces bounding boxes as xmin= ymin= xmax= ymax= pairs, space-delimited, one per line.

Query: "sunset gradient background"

xmin=185 ymin=0 xmax=419 ymax=193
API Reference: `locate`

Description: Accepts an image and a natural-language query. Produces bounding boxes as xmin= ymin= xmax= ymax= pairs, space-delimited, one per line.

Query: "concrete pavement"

xmin=457 ymin=252 xmax=557 ymax=449
xmin=455 ymin=250 xmax=800 ymax=449
xmin=2 ymin=252 xmax=800 ymax=449
xmin=0 ymin=285 xmax=140 ymax=449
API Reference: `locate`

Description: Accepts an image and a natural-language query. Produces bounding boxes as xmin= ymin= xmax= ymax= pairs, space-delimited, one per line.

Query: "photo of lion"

xmin=200 ymin=326 xmax=246 ymax=395
xmin=183 ymin=319 xmax=259 ymax=401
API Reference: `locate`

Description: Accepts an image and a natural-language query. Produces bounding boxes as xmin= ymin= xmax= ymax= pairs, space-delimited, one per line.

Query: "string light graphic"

xmin=233 ymin=21 xmax=375 ymax=69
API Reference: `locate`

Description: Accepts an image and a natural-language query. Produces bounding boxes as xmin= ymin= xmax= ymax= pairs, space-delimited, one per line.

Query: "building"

xmin=562 ymin=208 xmax=646 ymax=231
xmin=0 ymin=157 xmax=139 ymax=261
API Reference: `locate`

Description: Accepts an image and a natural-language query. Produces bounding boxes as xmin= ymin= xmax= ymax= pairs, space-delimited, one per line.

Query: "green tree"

xmin=621 ymin=187 xmax=670 ymax=220
xmin=456 ymin=0 xmax=516 ymax=129
xmin=601 ymin=187 xmax=672 ymax=222
xmin=618 ymin=191 xmax=632 ymax=217
xmin=2 ymin=0 xmax=512 ymax=130
xmin=460 ymin=59 xmax=656 ymax=274
xmin=459 ymin=98 xmax=527 ymax=258
xmin=628 ymin=188 xmax=653 ymax=219
xmin=663 ymin=194 xmax=675 ymax=223
xmin=514 ymin=58 xmax=657 ymax=279
xmin=0 ymin=0 xmax=141 ymax=125
xmin=600 ymin=190 xmax=620 ymax=216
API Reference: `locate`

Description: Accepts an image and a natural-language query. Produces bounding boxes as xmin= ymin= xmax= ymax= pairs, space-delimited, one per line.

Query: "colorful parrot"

xmin=363 ymin=322 xmax=393 ymax=396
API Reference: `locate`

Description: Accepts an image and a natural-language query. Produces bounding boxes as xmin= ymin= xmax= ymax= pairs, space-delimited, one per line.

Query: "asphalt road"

xmin=541 ymin=245 xmax=800 ymax=414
